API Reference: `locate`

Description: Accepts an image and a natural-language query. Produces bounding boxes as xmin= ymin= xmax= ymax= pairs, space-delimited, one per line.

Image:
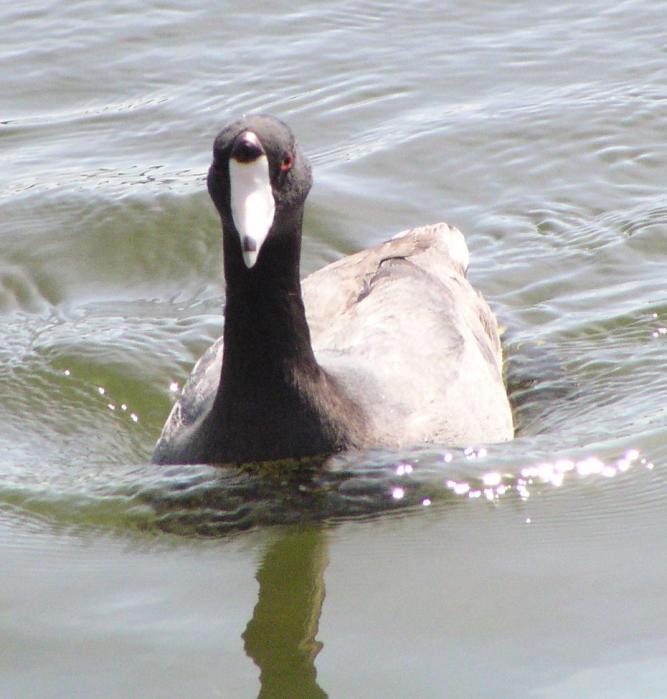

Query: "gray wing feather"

xmin=155 ymin=222 xmax=513 ymax=454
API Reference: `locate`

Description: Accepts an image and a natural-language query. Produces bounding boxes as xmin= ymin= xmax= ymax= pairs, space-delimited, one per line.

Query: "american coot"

xmin=152 ymin=115 xmax=514 ymax=465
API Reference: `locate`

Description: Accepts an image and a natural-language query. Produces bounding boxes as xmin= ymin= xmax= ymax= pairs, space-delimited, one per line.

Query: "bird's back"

xmin=153 ymin=223 xmax=513 ymax=463
xmin=306 ymin=223 xmax=514 ymax=446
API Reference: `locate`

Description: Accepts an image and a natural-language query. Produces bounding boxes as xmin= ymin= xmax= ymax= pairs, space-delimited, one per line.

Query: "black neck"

xmin=195 ymin=125 xmax=367 ymax=464
xmin=204 ymin=215 xmax=365 ymax=462
xmin=219 ymin=213 xmax=319 ymax=393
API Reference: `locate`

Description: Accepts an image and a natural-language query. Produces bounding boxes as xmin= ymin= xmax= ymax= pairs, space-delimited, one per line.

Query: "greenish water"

xmin=1 ymin=0 xmax=666 ymax=696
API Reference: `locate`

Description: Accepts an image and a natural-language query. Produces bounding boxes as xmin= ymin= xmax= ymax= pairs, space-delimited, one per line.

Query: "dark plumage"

xmin=152 ymin=115 xmax=513 ymax=465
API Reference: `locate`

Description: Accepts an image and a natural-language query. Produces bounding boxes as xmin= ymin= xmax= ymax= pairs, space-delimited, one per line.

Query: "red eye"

xmin=280 ymin=154 xmax=293 ymax=172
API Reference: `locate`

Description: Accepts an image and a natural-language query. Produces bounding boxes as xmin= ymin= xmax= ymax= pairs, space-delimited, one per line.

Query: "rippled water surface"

xmin=2 ymin=1 xmax=666 ymax=696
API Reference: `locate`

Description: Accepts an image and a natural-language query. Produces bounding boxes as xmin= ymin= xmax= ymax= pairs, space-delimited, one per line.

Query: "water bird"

xmin=152 ymin=115 xmax=513 ymax=465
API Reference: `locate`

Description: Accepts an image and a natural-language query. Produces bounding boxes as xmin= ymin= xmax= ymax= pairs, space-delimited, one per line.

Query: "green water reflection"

xmin=244 ymin=526 xmax=329 ymax=698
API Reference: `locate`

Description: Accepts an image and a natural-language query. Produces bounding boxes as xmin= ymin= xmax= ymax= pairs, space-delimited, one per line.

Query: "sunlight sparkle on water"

xmin=442 ymin=449 xmax=650 ymax=504
xmin=94 ymin=382 xmax=140 ymax=424
xmin=482 ymin=472 xmax=502 ymax=487
xmin=446 ymin=480 xmax=470 ymax=496
xmin=516 ymin=482 xmax=530 ymax=500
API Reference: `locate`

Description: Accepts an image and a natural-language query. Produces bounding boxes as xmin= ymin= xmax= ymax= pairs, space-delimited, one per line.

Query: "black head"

xmin=207 ymin=115 xmax=313 ymax=271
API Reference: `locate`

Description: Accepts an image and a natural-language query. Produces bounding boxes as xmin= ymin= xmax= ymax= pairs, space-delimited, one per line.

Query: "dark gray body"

xmin=153 ymin=223 xmax=514 ymax=462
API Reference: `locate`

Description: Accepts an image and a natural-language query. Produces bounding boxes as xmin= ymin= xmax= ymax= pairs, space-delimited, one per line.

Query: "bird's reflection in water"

xmin=243 ymin=525 xmax=329 ymax=699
